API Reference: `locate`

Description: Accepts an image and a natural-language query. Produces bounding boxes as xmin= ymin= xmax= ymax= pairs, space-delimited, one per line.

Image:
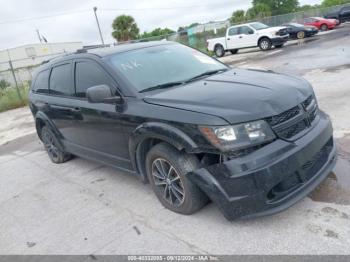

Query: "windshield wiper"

xmin=185 ymin=69 xmax=228 ymax=83
xmin=139 ymin=81 xmax=184 ymax=93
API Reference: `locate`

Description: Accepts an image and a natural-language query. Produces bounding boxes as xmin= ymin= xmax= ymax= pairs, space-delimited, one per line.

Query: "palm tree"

xmin=230 ymin=10 xmax=246 ymax=24
xmin=112 ymin=15 xmax=140 ymax=42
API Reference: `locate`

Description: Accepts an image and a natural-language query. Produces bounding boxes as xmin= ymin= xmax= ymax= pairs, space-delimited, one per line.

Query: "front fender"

xmin=129 ymin=122 xmax=199 ymax=181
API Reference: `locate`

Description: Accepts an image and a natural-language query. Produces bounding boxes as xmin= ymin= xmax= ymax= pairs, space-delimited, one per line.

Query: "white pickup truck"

xmin=207 ymin=22 xmax=289 ymax=57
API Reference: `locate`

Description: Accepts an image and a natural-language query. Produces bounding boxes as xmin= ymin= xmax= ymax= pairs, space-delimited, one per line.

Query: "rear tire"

xmin=146 ymin=143 xmax=209 ymax=215
xmin=214 ymin=44 xmax=225 ymax=57
xmin=41 ymin=126 xmax=72 ymax=164
xmin=320 ymin=24 xmax=328 ymax=31
xmin=259 ymin=38 xmax=272 ymax=51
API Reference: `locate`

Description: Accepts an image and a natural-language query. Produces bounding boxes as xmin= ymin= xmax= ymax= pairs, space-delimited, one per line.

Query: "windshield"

xmin=108 ymin=44 xmax=228 ymax=92
xmin=249 ymin=22 xmax=269 ymax=30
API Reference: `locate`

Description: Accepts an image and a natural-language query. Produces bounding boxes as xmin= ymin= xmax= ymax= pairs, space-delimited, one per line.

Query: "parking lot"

xmin=1 ymin=24 xmax=350 ymax=255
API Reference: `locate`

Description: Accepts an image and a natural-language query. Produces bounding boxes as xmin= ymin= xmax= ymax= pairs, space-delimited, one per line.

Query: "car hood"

xmin=143 ymin=69 xmax=313 ymax=124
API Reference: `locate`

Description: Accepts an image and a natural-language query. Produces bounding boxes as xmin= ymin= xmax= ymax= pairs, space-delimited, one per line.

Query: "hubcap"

xmin=261 ymin=41 xmax=269 ymax=49
xmin=151 ymin=158 xmax=185 ymax=206
xmin=42 ymin=130 xmax=60 ymax=162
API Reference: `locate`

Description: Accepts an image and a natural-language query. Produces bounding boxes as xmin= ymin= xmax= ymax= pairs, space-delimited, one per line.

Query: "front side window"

xmin=239 ymin=26 xmax=254 ymax=35
xmin=49 ymin=63 xmax=73 ymax=96
xmin=228 ymin=27 xmax=239 ymax=36
xmin=108 ymin=44 xmax=228 ymax=92
xmin=75 ymin=61 xmax=113 ymax=97
xmin=33 ymin=70 xmax=50 ymax=93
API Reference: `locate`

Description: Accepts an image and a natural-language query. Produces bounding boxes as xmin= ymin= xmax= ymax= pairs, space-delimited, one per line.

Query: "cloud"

xmin=0 ymin=0 xmax=322 ymax=49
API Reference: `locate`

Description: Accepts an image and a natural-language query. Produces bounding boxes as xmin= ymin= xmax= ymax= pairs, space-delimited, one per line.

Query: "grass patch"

xmin=0 ymin=84 xmax=29 ymax=113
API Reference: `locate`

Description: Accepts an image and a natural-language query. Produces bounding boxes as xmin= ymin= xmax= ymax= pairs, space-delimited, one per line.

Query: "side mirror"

xmin=86 ymin=85 xmax=122 ymax=104
xmin=249 ymin=30 xmax=254 ymax=34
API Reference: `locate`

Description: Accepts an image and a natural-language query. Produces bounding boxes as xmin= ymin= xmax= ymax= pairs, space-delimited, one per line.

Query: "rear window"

xmin=49 ymin=63 xmax=74 ymax=96
xmin=32 ymin=70 xmax=50 ymax=94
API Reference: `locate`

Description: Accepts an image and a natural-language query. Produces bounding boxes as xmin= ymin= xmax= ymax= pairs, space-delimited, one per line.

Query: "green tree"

xmin=252 ymin=0 xmax=300 ymax=15
xmin=188 ymin=22 xmax=200 ymax=28
xmin=246 ymin=3 xmax=272 ymax=20
xmin=230 ymin=10 xmax=246 ymax=24
xmin=322 ymin=0 xmax=350 ymax=6
xmin=111 ymin=15 xmax=140 ymax=42
xmin=140 ymin=28 xmax=175 ymax=39
xmin=0 ymin=79 xmax=10 ymax=90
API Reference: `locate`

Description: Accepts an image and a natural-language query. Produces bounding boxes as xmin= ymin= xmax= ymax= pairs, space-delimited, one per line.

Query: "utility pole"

xmin=93 ymin=7 xmax=105 ymax=45
xmin=6 ymin=49 xmax=23 ymax=102
xmin=36 ymin=29 xmax=42 ymax=43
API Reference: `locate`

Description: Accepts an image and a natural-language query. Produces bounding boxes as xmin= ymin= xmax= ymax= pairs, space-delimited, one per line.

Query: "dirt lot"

xmin=0 ymin=24 xmax=350 ymax=255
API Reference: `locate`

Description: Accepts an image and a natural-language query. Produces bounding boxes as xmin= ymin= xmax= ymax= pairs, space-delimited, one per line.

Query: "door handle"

xmin=71 ymin=107 xmax=81 ymax=112
xmin=239 ymin=36 xmax=243 ymax=38
xmin=50 ymin=105 xmax=80 ymax=112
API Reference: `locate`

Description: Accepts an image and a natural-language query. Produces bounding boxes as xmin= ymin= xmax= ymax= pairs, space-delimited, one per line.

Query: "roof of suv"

xmin=39 ymin=41 xmax=173 ymax=69
xmin=88 ymin=40 xmax=171 ymax=57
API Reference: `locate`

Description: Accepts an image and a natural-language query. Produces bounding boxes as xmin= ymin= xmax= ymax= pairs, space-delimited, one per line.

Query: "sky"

xmin=0 ymin=0 xmax=322 ymax=49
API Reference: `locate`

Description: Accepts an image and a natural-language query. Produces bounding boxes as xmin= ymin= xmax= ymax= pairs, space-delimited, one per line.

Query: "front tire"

xmin=259 ymin=38 xmax=272 ymax=51
xmin=146 ymin=143 xmax=209 ymax=215
xmin=214 ymin=44 xmax=225 ymax=57
xmin=41 ymin=126 xmax=72 ymax=164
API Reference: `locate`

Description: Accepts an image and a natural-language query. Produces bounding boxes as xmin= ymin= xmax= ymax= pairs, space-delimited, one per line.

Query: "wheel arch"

xmin=257 ymin=35 xmax=271 ymax=45
xmin=129 ymin=122 xmax=199 ymax=183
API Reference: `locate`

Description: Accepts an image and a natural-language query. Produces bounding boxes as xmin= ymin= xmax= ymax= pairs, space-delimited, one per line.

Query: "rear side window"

xmin=228 ymin=27 xmax=239 ymax=36
xmin=49 ymin=63 xmax=73 ymax=96
xmin=75 ymin=61 xmax=112 ymax=98
xmin=33 ymin=70 xmax=50 ymax=94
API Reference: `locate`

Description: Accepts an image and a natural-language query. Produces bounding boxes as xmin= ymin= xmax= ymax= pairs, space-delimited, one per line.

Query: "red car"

xmin=303 ymin=17 xmax=338 ymax=31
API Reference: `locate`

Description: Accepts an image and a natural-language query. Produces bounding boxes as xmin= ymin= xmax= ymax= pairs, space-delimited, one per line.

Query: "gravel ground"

xmin=0 ymin=24 xmax=349 ymax=255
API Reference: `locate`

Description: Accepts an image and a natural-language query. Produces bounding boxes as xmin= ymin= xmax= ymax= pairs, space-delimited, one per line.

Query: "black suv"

xmin=29 ymin=41 xmax=336 ymax=220
xmin=325 ymin=5 xmax=350 ymax=23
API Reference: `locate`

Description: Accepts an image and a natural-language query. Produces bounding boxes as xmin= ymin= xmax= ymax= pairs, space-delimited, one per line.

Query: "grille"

xmin=266 ymin=106 xmax=301 ymax=126
xmin=266 ymin=96 xmax=318 ymax=140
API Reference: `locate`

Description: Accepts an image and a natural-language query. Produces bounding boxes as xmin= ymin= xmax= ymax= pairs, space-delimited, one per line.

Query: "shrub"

xmin=0 ymin=84 xmax=29 ymax=112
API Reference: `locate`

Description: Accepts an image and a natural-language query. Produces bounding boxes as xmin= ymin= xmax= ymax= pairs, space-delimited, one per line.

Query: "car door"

xmin=69 ymin=59 xmax=132 ymax=171
xmin=47 ymin=61 xmax=80 ymax=143
xmin=226 ymin=26 xmax=240 ymax=49
xmin=237 ymin=26 xmax=257 ymax=47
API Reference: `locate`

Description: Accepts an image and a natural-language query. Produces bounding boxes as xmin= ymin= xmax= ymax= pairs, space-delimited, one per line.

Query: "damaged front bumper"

xmin=189 ymin=111 xmax=337 ymax=220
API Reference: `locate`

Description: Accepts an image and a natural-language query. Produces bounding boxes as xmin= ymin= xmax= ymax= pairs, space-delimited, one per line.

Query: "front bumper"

xmin=189 ymin=111 xmax=337 ymax=220
xmin=271 ymin=35 xmax=289 ymax=45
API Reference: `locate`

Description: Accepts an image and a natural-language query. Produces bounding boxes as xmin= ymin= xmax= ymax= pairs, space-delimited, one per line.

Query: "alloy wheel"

xmin=151 ymin=158 xmax=185 ymax=206
xmin=42 ymin=130 xmax=60 ymax=162
xmin=261 ymin=40 xmax=269 ymax=50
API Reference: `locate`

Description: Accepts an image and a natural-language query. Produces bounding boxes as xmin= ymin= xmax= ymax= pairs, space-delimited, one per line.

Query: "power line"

xmin=0 ymin=10 xmax=90 ymax=25
xmin=100 ymin=4 xmax=220 ymax=11
xmin=0 ymin=4 xmax=222 ymax=25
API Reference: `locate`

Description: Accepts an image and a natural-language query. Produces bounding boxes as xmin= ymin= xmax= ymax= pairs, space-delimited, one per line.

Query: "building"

xmin=0 ymin=42 xmax=83 ymax=85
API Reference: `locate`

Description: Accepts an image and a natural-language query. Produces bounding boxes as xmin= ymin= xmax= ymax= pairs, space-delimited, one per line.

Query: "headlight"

xmin=199 ymin=120 xmax=275 ymax=152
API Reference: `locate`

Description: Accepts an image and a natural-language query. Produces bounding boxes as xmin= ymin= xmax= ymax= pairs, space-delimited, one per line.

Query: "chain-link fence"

xmin=130 ymin=3 xmax=348 ymax=53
